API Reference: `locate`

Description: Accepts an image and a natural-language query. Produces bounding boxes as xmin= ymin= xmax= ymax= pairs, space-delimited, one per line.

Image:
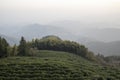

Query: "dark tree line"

xmin=0 ymin=36 xmax=29 ymax=58
xmin=30 ymin=36 xmax=96 ymax=61
xmin=1 ymin=35 xmax=119 ymax=65
xmin=0 ymin=35 xmax=96 ymax=61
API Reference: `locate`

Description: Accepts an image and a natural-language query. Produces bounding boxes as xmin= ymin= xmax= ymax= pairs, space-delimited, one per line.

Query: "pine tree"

xmin=0 ymin=37 xmax=9 ymax=57
xmin=18 ymin=37 xmax=29 ymax=56
xmin=11 ymin=44 xmax=17 ymax=56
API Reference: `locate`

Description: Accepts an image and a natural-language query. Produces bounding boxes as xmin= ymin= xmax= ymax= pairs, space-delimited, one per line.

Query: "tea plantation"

xmin=0 ymin=50 xmax=120 ymax=80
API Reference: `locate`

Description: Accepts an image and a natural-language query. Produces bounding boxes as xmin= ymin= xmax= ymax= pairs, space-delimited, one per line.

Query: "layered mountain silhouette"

xmin=0 ymin=34 xmax=19 ymax=45
xmin=0 ymin=23 xmax=120 ymax=56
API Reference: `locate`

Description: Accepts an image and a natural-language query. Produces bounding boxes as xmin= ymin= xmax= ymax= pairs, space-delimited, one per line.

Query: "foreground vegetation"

xmin=0 ymin=50 xmax=120 ymax=80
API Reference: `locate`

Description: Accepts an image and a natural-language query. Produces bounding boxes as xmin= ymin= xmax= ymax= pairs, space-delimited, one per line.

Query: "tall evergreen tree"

xmin=0 ymin=37 xmax=9 ymax=57
xmin=18 ymin=37 xmax=29 ymax=56
xmin=11 ymin=44 xmax=17 ymax=56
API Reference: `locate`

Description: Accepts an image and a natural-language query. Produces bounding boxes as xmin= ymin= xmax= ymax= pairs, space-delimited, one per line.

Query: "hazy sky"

xmin=0 ymin=0 xmax=120 ymax=28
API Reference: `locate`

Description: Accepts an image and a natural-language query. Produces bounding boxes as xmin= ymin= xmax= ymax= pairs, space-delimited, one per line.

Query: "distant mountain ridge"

xmin=79 ymin=28 xmax=120 ymax=42
xmin=16 ymin=23 xmax=77 ymax=41
xmin=0 ymin=23 xmax=120 ymax=56
xmin=0 ymin=34 xmax=19 ymax=45
xmin=51 ymin=20 xmax=120 ymax=42
xmin=81 ymin=41 xmax=120 ymax=56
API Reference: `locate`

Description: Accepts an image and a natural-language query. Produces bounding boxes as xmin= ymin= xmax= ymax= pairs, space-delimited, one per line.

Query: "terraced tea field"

xmin=0 ymin=50 xmax=120 ymax=80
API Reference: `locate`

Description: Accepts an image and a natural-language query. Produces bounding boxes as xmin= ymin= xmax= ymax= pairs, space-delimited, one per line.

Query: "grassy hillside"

xmin=0 ymin=50 xmax=120 ymax=80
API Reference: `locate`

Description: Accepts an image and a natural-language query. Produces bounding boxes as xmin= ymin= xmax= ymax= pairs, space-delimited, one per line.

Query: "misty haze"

xmin=0 ymin=0 xmax=120 ymax=80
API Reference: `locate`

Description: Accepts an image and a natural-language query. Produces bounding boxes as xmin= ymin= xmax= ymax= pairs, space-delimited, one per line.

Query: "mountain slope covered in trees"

xmin=29 ymin=35 xmax=96 ymax=61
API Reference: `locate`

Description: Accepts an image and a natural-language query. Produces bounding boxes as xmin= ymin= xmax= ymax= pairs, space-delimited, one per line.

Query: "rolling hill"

xmin=0 ymin=50 xmax=120 ymax=80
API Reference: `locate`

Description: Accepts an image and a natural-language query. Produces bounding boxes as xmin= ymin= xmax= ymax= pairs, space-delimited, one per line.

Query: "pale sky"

xmin=0 ymin=0 xmax=120 ymax=28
